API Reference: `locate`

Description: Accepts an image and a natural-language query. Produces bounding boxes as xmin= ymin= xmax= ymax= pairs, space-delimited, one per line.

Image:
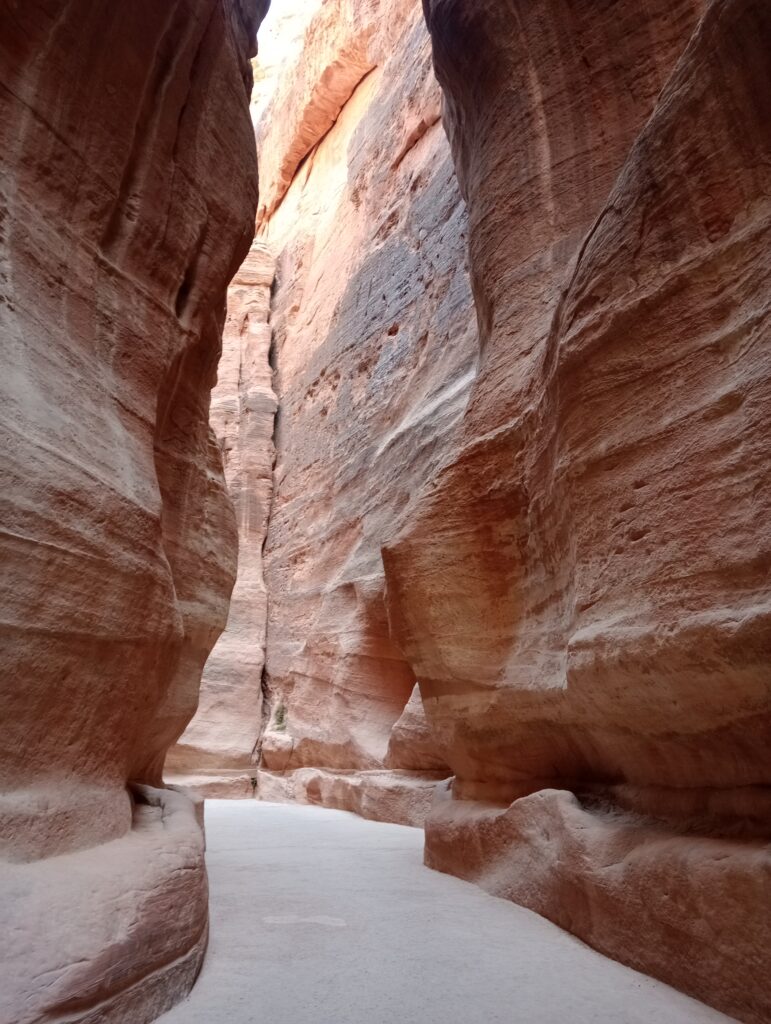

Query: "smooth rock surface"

xmin=167 ymin=242 xmax=277 ymax=779
xmin=257 ymin=0 xmax=473 ymax=784
xmin=1 ymin=787 xmax=208 ymax=1024
xmin=386 ymin=683 xmax=450 ymax=772
xmin=159 ymin=801 xmax=732 ymax=1024
xmin=0 ymin=1 xmax=266 ymax=1019
xmin=384 ymin=0 xmax=771 ymax=1020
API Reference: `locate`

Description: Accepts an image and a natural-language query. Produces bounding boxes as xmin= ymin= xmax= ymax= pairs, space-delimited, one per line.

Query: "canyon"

xmin=1 ymin=0 xmax=769 ymax=1023
xmin=172 ymin=0 xmax=771 ymax=1020
xmin=0 ymin=1 xmax=267 ymax=1021
xmin=168 ymin=0 xmax=476 ymax=825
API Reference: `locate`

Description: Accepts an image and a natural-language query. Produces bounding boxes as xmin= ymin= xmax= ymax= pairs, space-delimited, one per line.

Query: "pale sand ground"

xmin=159 ymin=801 xmax=733 ymax=1024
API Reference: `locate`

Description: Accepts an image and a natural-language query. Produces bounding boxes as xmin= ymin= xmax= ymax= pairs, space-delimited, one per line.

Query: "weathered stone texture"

xmin=0 ymin=1 xmax=264 ymax=1019
xmin=254 ymin=0 xmax=474 ymax=793
xmin=256 ymin=766 xmax=445 ymax=828
xmin=384 ymin=1 xmax=771 ymax=1020
xmin=167 ymin=242 xmax=277 ymax=783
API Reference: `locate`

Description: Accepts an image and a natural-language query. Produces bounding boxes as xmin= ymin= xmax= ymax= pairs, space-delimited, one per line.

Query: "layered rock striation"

xmin=166 ymin=242 xmax=277 ymax=790
xmin=254 ymin=0 xmax=476 ymax=818
xmin=157 ymin=0 xmax=768 ymax=1015
xmin=0 ymin=1 xmax=266 ymax=1020
xmin=384 ymin=0 xmax=771 ymax=1020
xmin=172 ymin=0 xmax=472 ymax=823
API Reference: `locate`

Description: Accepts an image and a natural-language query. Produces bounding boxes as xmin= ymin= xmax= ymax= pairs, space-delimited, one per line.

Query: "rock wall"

xmin=173 ymin=0 xmax=473 ymax=822
xmin=166 ymin=242 xmax=277 ymax=785
xmin=253 ymin=0 xmax=476 ymax=818
xmin=384 ymin=1 xmax=771 ymax=1020
xmin=0 ymin=1 xmax=266 ymax=1020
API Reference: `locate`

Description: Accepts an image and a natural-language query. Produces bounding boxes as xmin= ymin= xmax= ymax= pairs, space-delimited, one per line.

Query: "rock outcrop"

xmin=172 ymin=0 xmax=470 ymax=818
xmin=0 ymin=1 xmax=265 ymax=1020
xmin=384 ymin=0 xmax=771 ymax=1020
xmin=157 ymin=0 xmax=767 ymax=1015
xmin=254 ymin=0 xmax=474 ymax=813
xmin=257 ymin=766 xmax=445 ymax=828
xmin=166 ymin=242 xmax=277 ymax=789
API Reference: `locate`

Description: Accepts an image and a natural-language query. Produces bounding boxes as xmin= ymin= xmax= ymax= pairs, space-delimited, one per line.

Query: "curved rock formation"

xmin=173 ymin=0 xmax=469 ymax=818
xmin=0 ymin=0 xmax=265 ymax=1019
xmin=166 ymin=242 xmax=277 ymax=788
xmin=253 ymin=0 xmax=472 ymax=810
xmin=384 ymin=0 xmax=771 ymax=1020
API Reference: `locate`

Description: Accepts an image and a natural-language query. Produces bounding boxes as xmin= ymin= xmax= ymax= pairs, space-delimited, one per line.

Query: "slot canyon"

xmin=0 ymin=1 xmax=769 ymax=1023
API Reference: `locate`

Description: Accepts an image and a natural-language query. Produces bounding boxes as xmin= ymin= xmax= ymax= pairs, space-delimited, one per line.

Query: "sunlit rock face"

xmin=251 ymin=0 xmax=474 ymax=811
xmin=0 ymin=1 xmax=265 ymax=1020
xmin=384 ymin=0 xmax=771 ymax=1020
xmin=166 ymin=242 xmax=277 ymax=787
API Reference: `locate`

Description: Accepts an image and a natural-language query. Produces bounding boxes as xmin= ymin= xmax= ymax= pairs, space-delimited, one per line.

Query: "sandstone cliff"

xmin=384 ymin=1 xmax=771 ymax=1020
xmin=0 ymin=1 xmax=265 ymax=1020
xmin=156 ymin=1 xmax=768 ymax=1016
xmin=256 ymin=0 xmax=475 ymax=821
xmin=170 ymin=0 xmax=472 ymax=823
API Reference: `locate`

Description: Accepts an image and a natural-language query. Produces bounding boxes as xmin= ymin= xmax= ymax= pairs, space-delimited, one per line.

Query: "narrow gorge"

xmin=167 ymin=0 xmax=476 ymax=825
xmin=1 ymin=2 xmax=769 ymax=1024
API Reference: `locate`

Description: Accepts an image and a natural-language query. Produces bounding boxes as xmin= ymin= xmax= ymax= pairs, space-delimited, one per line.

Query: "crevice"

xmin=251 ymin=260 xmax=281 ymax=776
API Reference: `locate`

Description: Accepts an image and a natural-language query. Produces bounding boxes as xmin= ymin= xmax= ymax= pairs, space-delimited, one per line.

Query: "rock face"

xmin=253 ymin=0 xmax=474 ymax=811
xmin=0 ymin=1 xmax=265 ymax=1020
xmin=172 ymin=0 xmax=469 ymax=816
xmin=158 ymin=0 xmax=767 ymax=1015
xmin=166 ymin=242 xmax=277 ymax=785
xmin=384 ymin=0 xmax=771 ymax=1020
xmin=256 ymin=767 xmax=445 ymax=828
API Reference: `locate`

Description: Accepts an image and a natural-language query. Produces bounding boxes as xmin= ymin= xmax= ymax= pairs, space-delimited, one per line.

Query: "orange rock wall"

xmin=167 ymin=242 xmax=277 ymax=780
xmin=384 ymin=1 xmax=771 ymax=1020
xmin=0 ymin=1 xmax=266 ymax=1020
xmin=253 ymin=0 xmax=475 ymax=796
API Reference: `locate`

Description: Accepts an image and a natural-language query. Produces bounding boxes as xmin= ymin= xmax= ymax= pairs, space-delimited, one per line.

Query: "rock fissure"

xmin=169 ymin=0 xmax=470 ymax=825
xmin=170 ymin=2 xmax=770 ymax=1021
xmin=0 ymin=0 xmax=265 ymax=1019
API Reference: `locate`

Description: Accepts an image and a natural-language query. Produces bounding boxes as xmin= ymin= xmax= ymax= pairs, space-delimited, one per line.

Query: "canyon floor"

xmin=159 ymin=802 xmax=732 ymax=1024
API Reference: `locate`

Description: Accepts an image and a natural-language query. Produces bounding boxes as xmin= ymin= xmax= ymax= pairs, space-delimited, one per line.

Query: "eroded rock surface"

xmin=227 ymin=0 xmax=473 ymax=814
xmin=255 ymin=767 xmax=445 ymax=827
xmin=0 ymin=1 xmax=265 ymax=1019
xmin=167 ymin=242 xmax=277 ymax=787
xmin=384 ymin=1 xmax=771 ymax=1020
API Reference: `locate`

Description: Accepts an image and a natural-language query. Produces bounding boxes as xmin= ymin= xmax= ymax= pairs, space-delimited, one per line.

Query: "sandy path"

xmin=159 ymin=801 xmax=732 ymax=1024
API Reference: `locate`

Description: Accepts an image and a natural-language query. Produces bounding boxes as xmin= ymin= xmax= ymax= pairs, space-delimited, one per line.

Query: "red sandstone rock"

xmin=256 ymin=0 xmax=413 ymax=225
xmin=166 ymin=1 xmax=461 ymax=828
xmin=257 ymin=767 xmax=445 ymax=828
xmin=384 ymin=1 xmax=771 ymax=1020
xmin=3 ymin=787 xmax=208 ymax=1024
xmin=167 ymin=242 xmax=277 ymax=781
xmin=386 ymin=683 xmax=449 ymax=772
xmin=257 ymin=0 xmax=476 ymax=791
xmin=0 ymin=1 xmax=265 ymax=1020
